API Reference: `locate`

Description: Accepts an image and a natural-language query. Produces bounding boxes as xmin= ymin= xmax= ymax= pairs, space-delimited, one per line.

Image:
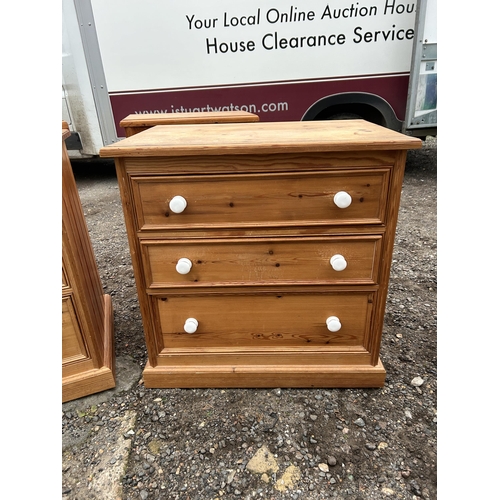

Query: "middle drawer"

xmin=141 ymin=235 xmax=381 ymax=288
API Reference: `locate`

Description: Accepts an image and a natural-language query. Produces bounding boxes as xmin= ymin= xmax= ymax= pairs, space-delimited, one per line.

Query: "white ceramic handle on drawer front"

xmin=333 ymin=191 xmax=352 ymax=208
xmin=176 ymin=258 xmax=192 ymax=275
xmin=184 ymin=318 xmax=198 ymax=334
xmin=326 ymin=316 xmax=342 ymax=332
xmin=169 ymin=195 xmax=187 ymax=213
xmin=330 ymin=254 xmax=347 ymax=271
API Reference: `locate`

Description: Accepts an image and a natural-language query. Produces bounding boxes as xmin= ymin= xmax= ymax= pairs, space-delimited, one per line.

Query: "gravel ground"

xmin=62 ymin=137 xmax=437 ymax=500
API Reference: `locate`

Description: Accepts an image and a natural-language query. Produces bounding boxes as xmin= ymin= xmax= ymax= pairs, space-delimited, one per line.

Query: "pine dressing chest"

xmin=100 ymin=119 xmax=421 ymax=388
xmin=119 ymin=110 xmax=259 ymax=137
xmin=62 ymin=122 xmax=115 ymax=401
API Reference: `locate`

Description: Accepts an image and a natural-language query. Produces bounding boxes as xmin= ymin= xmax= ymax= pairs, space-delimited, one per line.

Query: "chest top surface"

xmin=100 ymin=120 xmax=421 ymax=158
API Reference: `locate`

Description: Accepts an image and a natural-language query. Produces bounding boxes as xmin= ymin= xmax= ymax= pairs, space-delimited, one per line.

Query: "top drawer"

xmin=131 ymin=169 xmax=390 ymax=232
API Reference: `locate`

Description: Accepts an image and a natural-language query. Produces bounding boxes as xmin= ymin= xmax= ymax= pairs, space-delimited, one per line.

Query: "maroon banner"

xmin=110 ymin=75 xmax=409 ymax=137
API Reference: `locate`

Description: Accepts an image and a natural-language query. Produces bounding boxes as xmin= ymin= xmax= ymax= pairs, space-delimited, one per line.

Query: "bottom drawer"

xmin=155 ymin=291 xmax=374 ymax=349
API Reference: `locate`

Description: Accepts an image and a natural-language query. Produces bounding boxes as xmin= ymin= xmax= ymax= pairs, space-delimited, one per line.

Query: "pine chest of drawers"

xmin=100 ymin=120 xmax=421 ymax=388
xmin=62 ymin=122 xmax=115 ymax=401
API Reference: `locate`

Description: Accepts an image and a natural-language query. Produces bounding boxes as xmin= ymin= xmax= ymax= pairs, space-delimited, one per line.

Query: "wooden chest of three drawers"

xmin=63 ymin=122 xmax=115 ymax=401
xmin=100 ymin=119 xmax=421 ymax=388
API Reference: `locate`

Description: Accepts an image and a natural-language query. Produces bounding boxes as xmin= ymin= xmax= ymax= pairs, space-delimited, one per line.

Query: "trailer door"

xmin=404 ymin=0 xmax=437 ymax=137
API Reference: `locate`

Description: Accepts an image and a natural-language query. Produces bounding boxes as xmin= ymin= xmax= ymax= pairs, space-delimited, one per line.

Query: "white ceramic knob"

xmin=184 ymin=318 xmax=198 ymax=334
xmin=330 ymin=254 xmax=347 ymax=271
xmin=333 ymin=191 xmax=352 ymax=209
xmin=169 ymin=195 xmax=187 ymax=213
xmin=326 ymin=316 xmax=342 ymax=332
xmin=176 ymin=258 xmax=192 ymax=275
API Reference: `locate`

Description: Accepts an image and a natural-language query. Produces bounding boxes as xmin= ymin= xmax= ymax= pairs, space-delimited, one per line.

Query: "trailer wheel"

xmin=325 ymin=112 xmax=362 ymax=121
xmin=319 ymin=104 xmax=382 ymax=125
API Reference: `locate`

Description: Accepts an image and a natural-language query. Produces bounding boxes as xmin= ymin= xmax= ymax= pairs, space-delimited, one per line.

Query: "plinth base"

xmin=62 ymin=295 xmax=115 ymax=402
xmin=142 ymin=357 xmax=385 ymax=389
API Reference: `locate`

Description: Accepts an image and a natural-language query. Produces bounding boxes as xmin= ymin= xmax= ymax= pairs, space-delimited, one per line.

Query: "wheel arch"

xmin=301 ymin=92 xmax=403 ymax=131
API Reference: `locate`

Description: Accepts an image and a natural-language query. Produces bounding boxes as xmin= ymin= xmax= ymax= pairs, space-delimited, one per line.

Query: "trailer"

xmin=62 ymin=0 xmax=436 ymax=158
